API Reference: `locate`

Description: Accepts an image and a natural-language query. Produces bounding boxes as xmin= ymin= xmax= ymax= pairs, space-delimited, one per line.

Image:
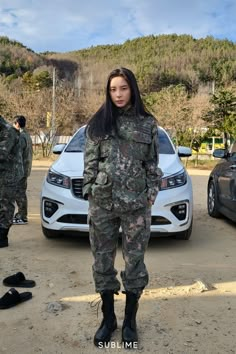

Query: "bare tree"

xmin=0 ymin=76 xmax=80 ymax=156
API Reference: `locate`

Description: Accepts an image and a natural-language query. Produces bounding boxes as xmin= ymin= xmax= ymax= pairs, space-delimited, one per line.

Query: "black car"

xmin=207 ymin=141 xmax=236 ymax=222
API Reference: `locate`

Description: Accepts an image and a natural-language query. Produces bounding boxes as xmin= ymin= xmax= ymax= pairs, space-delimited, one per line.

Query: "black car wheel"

xmin=207 ymin=180 xmax=221 ymax=218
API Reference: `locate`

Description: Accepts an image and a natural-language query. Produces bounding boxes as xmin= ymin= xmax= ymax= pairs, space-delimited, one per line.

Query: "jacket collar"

xmin=117 ymin=105 xmax=136 ymax=117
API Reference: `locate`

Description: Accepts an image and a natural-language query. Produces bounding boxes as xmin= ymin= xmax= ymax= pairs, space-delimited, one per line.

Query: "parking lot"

xmin=0 ymin=164 xmax=236 ymax=354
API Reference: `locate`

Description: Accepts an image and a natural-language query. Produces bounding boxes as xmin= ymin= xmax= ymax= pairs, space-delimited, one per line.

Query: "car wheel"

xmin=42 ymin=225 xmax=61 ymax=238
xmin=174 ymin=219 xmax=193 ymax=240
xmin=207 ymin=180 xmax=221 ymax=218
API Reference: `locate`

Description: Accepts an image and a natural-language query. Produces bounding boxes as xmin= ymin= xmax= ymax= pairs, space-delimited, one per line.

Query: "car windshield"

xmin=158 ymin=129 xmax=175 ymax=154
xmin=65 ymin=126 xmax=86 ymax=152
xmin=65 ymin=126 xmax=175 ymax=154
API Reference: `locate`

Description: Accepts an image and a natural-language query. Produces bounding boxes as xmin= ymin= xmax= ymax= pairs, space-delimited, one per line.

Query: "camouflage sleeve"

xmin=82 ymin=131 xmax=100 ymax=199
xmin=25 ymin=132 xmax=33 ymax=177
xmin=20 ymin=133 xmax=27 ymax=151
xmin=20 ymin=133 xmax=30 ymax=177
xmin=0 ymin=127 xmax=17 ymax=161
xmin=144 ymin=121 xmax=163 ymax=204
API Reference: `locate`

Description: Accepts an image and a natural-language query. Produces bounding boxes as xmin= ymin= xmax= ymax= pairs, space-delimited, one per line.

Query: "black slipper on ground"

xmin=0 ymin=288 xmax=32 ymax=309
xmin=3 ymin=272 xmax=36 ymax=288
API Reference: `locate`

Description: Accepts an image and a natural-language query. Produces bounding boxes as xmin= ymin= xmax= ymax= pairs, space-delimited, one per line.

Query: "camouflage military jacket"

xmin=83 ymin=107 xmax=162 ymax=211
xmin=0 ymin=116 xmax=24 ymax=184
xmin=20 ymin=129 xmax=33 ymax=177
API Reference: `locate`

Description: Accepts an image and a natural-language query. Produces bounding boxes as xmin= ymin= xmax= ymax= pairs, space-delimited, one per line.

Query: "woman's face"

xmin=109 ymin=76 xmax=131 ymax=109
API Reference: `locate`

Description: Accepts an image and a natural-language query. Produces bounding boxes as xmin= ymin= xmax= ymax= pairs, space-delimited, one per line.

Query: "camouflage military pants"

xmin=0 ymin=182 xmax=16 ymax=229
xmin=89 ymin=198 xmax=152 ymax=296
xmin=15 ymin=177 xmax=28 ymax=220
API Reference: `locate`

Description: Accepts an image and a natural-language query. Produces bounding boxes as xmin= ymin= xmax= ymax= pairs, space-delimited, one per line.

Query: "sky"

xmin=0 ymin=0 xmax=236 ymax=53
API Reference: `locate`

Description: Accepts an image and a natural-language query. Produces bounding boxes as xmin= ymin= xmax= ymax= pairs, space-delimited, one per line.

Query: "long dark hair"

xmin=87 ymin=67 xmax=149 ymax=139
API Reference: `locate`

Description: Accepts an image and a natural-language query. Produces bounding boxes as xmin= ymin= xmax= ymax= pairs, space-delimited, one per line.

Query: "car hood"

xmin=51 ymin=152 xmax=185 ymax=177
xmin=51 ymin=152 xmax=85 ymax=177
xmin=159 ymin=154 xmax=185 ymax=176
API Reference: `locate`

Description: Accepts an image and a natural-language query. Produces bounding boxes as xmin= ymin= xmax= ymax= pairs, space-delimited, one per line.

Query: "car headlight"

xmin=160 ymin=170 xmax=187 ymax=190
xmin=46 ymin=169 xmax=71 ymax=189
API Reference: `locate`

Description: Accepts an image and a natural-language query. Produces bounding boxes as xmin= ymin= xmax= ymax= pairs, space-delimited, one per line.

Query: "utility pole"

xmin=77 ymin=75 xmax=81 ymax=97
xmin=52 ymin=66 xmax=56 ymax=137
xmin=212 ymin=80 xmax=215 ymax=95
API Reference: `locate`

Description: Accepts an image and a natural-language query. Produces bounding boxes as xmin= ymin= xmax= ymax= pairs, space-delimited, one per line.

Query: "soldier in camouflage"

xmin=0 ymin=115 xmax=23 ymax=247
xmin=13 ymin=115 xmax=33 ymax=224
xmin=83 ymin=68 xmax=162 ymax=348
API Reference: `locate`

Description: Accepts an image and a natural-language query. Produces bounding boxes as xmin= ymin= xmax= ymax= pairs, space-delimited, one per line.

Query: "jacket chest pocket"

xmin=131 ymin=130 xmax=151 ymax=160
xmin=100 ymin=139 xmax=111 ymax=160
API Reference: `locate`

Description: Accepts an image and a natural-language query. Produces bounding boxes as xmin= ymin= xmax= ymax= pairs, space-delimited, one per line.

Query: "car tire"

xmin=174 ymin=219 xmax=193 ymax=240
xmin=207 ymin=180 xmax=221 ymax=218
xmin=42 ymin=225 xmax=61 ymax=238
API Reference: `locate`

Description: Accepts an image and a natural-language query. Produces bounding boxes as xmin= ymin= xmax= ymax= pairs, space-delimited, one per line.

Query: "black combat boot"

xmin=122 ymin=291 xmax=139 ymax=349
xmin=0 ymin=227 xmax=9 ymax=248
xmin=94 ymin=290 xmax=117 ymax=347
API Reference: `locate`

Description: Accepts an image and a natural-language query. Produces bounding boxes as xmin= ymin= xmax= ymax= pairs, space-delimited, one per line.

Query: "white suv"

xmin=41 ymin=126 xmax=193 ymax=240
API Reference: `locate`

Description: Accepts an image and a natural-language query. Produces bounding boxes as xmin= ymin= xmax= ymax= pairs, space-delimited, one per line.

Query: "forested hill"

xmin=50 ymin=34 xmax=236 ymax=93
xmin=1 ymin=34 xmax=236 ymax=143
xmin=1 ymin=34 xmax=236 ymax=93
xmin=0 ymin=36 xmax=77 ymax=82
xmin=0 ymin=36 xmax=44 ymax=78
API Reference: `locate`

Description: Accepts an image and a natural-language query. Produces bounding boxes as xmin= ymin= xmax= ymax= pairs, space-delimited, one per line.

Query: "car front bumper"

xmin=41 ymin=176 xmax=193 ymax=236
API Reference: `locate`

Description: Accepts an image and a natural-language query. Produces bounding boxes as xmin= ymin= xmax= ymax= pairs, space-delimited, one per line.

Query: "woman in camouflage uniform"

xmin=83 ymin=68 xmax=162 ymax=348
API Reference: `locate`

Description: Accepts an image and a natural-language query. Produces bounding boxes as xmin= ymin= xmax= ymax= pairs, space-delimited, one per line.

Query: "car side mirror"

xmin=212 ymin=148 xmax=228 ymax=159
xmin=177 ymin=146 xmax=192 ymax=157
xmin=52 ymin=144 xmax=66 ymax=155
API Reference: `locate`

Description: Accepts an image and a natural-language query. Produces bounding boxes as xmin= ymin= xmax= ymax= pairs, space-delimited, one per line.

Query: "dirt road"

xmin=0 ymin=164 xmax=236 ymax=354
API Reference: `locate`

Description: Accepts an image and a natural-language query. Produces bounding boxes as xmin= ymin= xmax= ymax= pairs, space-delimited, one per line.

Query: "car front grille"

xmin=57 ymin=214 xmax=87 ymax=224
xmin=72 ymin=178 xmax=83 ymax=199
xmin=57 ymin=215 xmax=171 ymax=226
